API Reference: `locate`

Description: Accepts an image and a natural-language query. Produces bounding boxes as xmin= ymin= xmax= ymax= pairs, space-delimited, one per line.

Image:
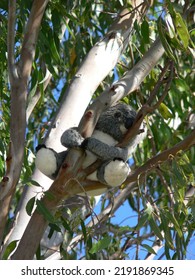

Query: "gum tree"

xmin=0 ymin=0 xmax=194 ymax=260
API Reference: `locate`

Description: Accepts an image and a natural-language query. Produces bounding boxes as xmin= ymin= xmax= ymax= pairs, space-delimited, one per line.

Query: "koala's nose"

xmin=125 ymin=117 xmax=134 ymax=129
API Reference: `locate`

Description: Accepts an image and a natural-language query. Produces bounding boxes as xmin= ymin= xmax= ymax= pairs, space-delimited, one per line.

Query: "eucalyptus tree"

xmin=0 ymin=0 xmax=194 ymax=260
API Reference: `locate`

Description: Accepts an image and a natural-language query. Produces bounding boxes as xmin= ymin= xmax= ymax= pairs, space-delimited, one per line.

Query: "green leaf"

xmin=36 ymin=200 xmax=55 ymax=223
xmin=2 ymin=240 xmax=18 ymax=260
xmin=128 ymin=193 xmax=137 ymax=212
xmin=172 ymin=159 xmax=186 ymax=189
xmin=157 ymin=17 xmax=176 ymax=61
xmin=166 ymin=0 xmax=175 ymax=16
xmin=89 ymin=236 xmax=112 ymax=254
xmin=145 ymin=202 xmax=154 ymax=216
xmin=47 ymin=223 xmax=61 ymax=239
xmin=80 ymin=219 xmax=87 ymax=243
xmin=165 ymin=211 xmax=183 ymax=238
xmin=175 ymin=78 xmax=191 ymax=93
xmin=29 ymin=81 xmax=38 ymax=98
xmin=118 ymin=225 xmax=135 ymax=233
xmin=141 ymin=20 xmax=150 ymax=44
xmin=39 ymin=68 xmax=51 ymax=85
xmin=191 ymin=205 xmax=195 ymax=222
xmin=61 ymin=217 xmax=73 ymax=234
xmin=158 ymin=103 xmax=173 ymax=119
xmin=174 ymin=13 xmax=190 ymax=49
xmin=136 ymin=213 xmax=149 ymax=230
xmin=142 ymin=244 xmax=157 ymax=255
xmin=160 ymin=211 xmax=175 ymax=250
xmin=166 ymin=1 xmax=190 ymax=50
xmin=165 ymin=14 xmax=175 ymax=39
xmin=28 ymin=179 xmax=41 ymax=187
xmin=44 ymin=191 xmax=55 ymax=201
xmin=26 ymin=196 xmax=36 ymax=216
xmin=48 ymin=30 xmax=61 ymax=64
xmin=149 ymin=215 xmax=164 ymax=241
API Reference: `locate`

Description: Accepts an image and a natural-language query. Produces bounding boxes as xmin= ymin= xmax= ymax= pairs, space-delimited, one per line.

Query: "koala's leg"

xmin=97 ymin=159 xmax=130 ymax=187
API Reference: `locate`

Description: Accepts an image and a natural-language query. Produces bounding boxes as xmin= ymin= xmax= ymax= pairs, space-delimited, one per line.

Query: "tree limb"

xmin=10 ymin=1 xmax=156 ymax=259
xmin=18 ymin=0 xmax=49 ymax=80
xmin=79 ymin=37 xmax=165 ymax=137
xmin=0 ymin=0 xmax=49 ymax=247
xmin=7 ymin=0 xmax=17 ymax=83
xmin=126 ymin=129 xmax=195 ymax=184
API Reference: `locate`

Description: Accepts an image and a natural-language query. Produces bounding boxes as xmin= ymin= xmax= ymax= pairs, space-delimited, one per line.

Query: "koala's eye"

xmin=114 ymin=111 xmax=122 ymax=118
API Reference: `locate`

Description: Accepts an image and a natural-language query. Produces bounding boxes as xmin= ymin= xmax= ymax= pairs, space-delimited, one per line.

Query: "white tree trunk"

xmin=6 ymin=1 xmax=150 ymax=249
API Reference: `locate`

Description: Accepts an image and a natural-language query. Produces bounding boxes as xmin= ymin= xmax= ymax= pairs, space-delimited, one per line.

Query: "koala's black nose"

xmin=125 ymin=117 xmax=135 ymax=129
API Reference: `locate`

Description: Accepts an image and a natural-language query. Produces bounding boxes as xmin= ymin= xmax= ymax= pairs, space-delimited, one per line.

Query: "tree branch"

xmin=119 ymin=60 xmax=174 ymax=146
xmin=0 ymin=0 xmax=49 ymax=247
xmin=78 ymin=41 xmax=169 ymax=181
xmin=79 ymin=37 xmax=165 ymax=138
xmin=18 ymin=0 xmax=49 ymax=80
xmin=7 ymin=0 xmax=17 ymax=83
xmin=11 ymin=1 xmax=155 ymax=259
xmin=126 ymin=129 xmax=195 ymax=184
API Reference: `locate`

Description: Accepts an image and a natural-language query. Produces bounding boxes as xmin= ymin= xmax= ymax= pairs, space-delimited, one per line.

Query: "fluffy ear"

xmin=95 ymin=103 xmax=137 ymax=142
xmin=61 ymin=128 xmax=84 ymax=148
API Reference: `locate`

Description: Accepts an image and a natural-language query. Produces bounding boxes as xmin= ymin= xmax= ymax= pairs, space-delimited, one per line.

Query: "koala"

xmin=35 ymin=103 xmax=146 ymax=196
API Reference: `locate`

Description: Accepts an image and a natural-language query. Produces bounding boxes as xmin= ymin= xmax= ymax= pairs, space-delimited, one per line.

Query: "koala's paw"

xmin=81 ymin=138 xmax=90 ymax=150
xmin=61 ymin=128 xmax=84 ymax=148
xmin=97 ymin=159 xmax=130 ymax=187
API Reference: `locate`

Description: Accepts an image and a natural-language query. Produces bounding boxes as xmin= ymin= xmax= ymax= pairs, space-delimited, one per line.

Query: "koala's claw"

xmin=81 ymin=138 xmax=89 ymax=150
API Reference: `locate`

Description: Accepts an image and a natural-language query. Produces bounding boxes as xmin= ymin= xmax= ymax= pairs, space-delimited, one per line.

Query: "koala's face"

xmin=95 ymin=103 xmax=136 ymax=142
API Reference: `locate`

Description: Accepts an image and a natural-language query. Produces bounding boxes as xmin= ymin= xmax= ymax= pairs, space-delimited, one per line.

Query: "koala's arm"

xmin=82 ymin=138 xmax=129 ymax=162
xmin=83 ymin=122 xmax=147 ymax=162
xmin=61 ymin=128 xmax=84 ymax=148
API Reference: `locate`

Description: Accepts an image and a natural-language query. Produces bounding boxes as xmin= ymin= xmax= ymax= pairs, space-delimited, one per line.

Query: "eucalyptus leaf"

xmin=36 ymin=200 xmax=55 ymax=223
xmin=2 ymin=240 xmax=18 ymax=260
xmin=89 ymin=236 xmax=112 ymax=254
xmin=26 ymin=196 xmax=36 ymax=216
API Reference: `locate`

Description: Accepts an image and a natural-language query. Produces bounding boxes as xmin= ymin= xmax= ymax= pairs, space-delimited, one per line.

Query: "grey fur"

xmin=36 ymin=103 xmax=146 ymax=190
xmin=83 ymin=138 xmax=129 ymax=161
xmin=96 ymin=103 xmax=136 ymax=141
xmin=59 ymin=103 xmax=146 ymax=187
xmin=61 ymin=128 xmax=84 ymax=148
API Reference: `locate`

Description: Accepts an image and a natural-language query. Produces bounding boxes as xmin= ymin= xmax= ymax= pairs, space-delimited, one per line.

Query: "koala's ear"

xmin=61 ymin=128 xmax=84 ymax=148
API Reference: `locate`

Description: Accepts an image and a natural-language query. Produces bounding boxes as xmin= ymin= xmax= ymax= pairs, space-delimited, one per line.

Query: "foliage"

xmin=0 ymin=0 xmax=194 ymax=260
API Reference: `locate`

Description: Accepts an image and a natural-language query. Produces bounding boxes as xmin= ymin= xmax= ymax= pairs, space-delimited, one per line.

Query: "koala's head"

xmin=95 ymin=103 xmax=136 ymax=142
